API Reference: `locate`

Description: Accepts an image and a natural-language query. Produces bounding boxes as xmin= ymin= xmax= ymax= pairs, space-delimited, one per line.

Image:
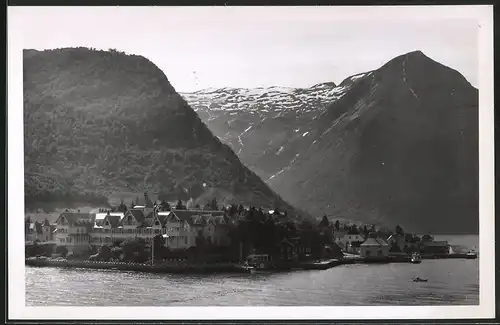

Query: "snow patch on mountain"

xmin=268 ymin=153 xmax=301 ymax=181
xmin=181 ymin=81 xmax=354 ymax=115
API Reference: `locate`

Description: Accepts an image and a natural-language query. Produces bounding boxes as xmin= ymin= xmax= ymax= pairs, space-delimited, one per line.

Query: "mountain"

xmin=185 ymin=51 xmax=479 ymax=233
xmin=182 ymin=77 xmax=368 ymax=179
xmin=23 ymin=47 xmax=302 ymax=217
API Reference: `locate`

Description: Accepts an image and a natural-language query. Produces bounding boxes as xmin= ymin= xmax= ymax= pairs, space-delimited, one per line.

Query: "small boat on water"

xmin=410 ymin=253 xmax=422 ymax=264
xmin=466 ymin=250 xmax=478 ymax=259
xmin=413 ymin=276 xmax=428 ymax=282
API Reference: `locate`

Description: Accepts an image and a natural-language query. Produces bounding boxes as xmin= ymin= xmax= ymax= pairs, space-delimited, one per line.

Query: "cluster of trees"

xmin=321 ymin=216 xmax=378 ymax=238
xmin=25 ymin=173 xmax=109 ymax=210
xmin=87 ymin=236 xmax=187 ymax=263
xmin=85 ymin=236 xmax=232 ymax=263
xmin=108 ymin=197 xmax=228 ymax=213
xmin=81 ymin=213 xmax=336 ymax=264
xmin=320 ymin=218 xmax=442 ymax=255
xmin=25 ymin=242 xmax=54 ymax=257
xmin=41 ymin=204 xmax=342 ymax=263
xmin=103 ymin=201 xmax=344 ymax=260
xmin=224 ymin=206 xmax=339 ymax=260
xmin=25 ymin=242 xmax=67 ymax=258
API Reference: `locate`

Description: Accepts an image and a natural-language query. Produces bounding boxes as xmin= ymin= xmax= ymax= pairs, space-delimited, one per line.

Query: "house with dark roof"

xmin=122 ymin=209 xmax=146 ymax=228
xmin=339 ymin=230 xmax=365 ymax=252
xmin=419 ymin=234 xmax=450 ymax=255
xmin=161 ymin=209 xmax=228 ymax=249
xmin=360 ymin=237 xmax=390 ymax=258
xmin=53 ymin=211 xmax=94 ymax=250
xmin=275 ymin=237 xmax=312 ymax=262
xmin=25 ymin=219 xmax=43 ymax=243
xmin=51 ymin=196 xmax=232 ymax=253
xmin=94 ymin=211 xmax=125 ymax=228
xmin=90 ymin=211 xmax=125 ymax=245
xmin=89 ymin=207 xmax=168 ymax=246
xmin=159 ymin=210 xmax=189 ymax=249
xmin=41 ymin=219 xmax=56 ymax=243
xmin=25 ymin=217 xmax=56 ymax=243
xmin=387 ymin=233 xmax=406 ymax=252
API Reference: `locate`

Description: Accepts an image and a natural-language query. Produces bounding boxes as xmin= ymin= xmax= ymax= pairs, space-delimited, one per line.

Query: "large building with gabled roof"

xmin=359 ymin=237 xmax=390 ymax=258
xmin=51 ymin=193 xmax=232 ymax=252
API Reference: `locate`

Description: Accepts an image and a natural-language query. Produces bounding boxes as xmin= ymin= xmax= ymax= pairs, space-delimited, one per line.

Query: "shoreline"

xmin=26 ymin=257 xmax=249 ymax=274
xmin=26 ymin=253 xmax=477 ymax=274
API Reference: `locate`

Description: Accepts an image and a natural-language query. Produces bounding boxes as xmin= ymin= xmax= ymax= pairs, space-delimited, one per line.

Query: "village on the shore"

xmin=25 ymin=192 xmax=470 ymax=271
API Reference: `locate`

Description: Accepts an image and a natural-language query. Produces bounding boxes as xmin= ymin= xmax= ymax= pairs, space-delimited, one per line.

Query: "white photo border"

xmin=7 ymin=5 xmax=495 ymax=320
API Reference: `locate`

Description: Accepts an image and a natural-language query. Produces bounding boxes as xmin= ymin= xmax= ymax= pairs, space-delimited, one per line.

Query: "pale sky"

xmin=10 ymin=6 xmax=479 ymax=92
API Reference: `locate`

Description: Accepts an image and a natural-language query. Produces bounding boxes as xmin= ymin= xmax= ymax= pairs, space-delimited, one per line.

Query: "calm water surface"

xmin=25 ymin=235 xmax=479 ymax=306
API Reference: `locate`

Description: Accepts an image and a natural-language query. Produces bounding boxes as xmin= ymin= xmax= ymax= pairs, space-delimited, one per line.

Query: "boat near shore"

xmin=465 ymin=250 xmax=478 ymax=259
xmin=410 ymin=253 xmax=422 ymax=264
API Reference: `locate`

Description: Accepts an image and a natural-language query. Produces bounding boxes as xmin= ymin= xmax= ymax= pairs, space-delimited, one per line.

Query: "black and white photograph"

xmin=8 ymin=5 xmax=495 ymax=320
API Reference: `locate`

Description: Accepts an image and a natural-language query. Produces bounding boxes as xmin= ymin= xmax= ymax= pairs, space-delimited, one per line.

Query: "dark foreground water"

xmin=26 ymin=235 xmax=479 ymax=306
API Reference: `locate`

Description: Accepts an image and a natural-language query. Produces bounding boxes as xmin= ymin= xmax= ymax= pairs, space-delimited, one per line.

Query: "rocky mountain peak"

xmin=187 ymin=51 xmax=478 ymax=233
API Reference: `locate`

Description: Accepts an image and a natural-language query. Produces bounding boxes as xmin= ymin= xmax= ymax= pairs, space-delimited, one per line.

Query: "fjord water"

xmin=25 ymin=235 xmax=479 ymax=306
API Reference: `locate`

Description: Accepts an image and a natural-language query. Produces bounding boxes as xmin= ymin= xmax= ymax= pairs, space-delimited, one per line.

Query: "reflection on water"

xmin=26 ymin=258 xmax=479 ymax=306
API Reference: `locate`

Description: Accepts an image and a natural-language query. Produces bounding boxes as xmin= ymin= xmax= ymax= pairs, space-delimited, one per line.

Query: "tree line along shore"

xmin=25 ymin=195 xmax=476 ymax=275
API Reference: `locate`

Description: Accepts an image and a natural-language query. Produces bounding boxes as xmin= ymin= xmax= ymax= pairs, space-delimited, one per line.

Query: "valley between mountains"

xmin=23 ymin=48 xmax=478 ymax=233
xmin=183 ymin=51 xmax=479 ymax=234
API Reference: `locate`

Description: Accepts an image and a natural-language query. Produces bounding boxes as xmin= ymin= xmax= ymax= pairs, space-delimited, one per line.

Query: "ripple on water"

xmin=25 ymin=258 xmax=479 ymax=306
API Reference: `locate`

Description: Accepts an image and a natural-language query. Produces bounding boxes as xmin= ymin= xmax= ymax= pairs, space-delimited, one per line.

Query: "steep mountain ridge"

xmin=185 ymin=51 xmax=478 ymax=233
xmin=270 ymin=51 xmax=478 ymax=233
xmin=23 ymin=47 xmax=302 ymax=216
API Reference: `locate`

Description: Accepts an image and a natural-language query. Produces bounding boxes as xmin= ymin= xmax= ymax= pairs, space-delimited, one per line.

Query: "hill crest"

xmin=23 ymin=47 xmax=304 ymax=218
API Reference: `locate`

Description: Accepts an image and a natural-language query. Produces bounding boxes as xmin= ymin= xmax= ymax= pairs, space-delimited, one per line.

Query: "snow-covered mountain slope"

xmin=184 ymin=51 xmax=478 ymax=234
xmin=182 ymin=82 xmax=341 ymax=114
xmin=181 ymin=77 xmax=370 ymax=178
